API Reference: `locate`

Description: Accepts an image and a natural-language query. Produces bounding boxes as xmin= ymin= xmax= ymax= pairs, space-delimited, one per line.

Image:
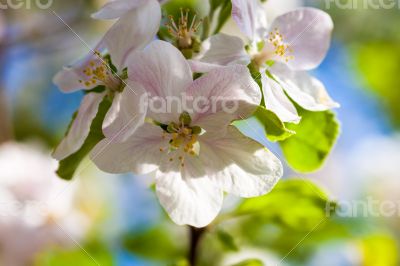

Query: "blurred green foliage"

xmin=321 ymin=0 xmax=400 ymax=127
xmin=361 ymin=234 xmax=399 ymax=266
xmin=123 ymin=226 xmax=186 ymax=263
xmin=35 ymin=239 xmax=113 ymax=266
xmin=232 ymin=259 xmax=264 ymax=266
xmin=234 ymin=179 xmax=333 ymax=230
xmin=354 ymin=42 xmax=400 ymax=126
xmin=217 ymin=229 xmax=240 ymax=252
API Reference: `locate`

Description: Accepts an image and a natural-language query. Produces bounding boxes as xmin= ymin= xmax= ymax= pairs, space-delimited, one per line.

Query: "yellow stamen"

xmin=166 ymin=8 xmax=203 ymax=49
xmin=268 ymin=29 xmax=294 ymax=62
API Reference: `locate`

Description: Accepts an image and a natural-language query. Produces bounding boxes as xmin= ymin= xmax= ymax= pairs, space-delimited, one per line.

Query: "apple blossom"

xmin=90 ymin=41 xmax=283 ymax=228
xmin=52 ymin=0 xmax=161 ymax=160
xmin=0 ymin=142 xmax=89 ymax=266
xmin=191 ymin=3 xmax=339 ymax=123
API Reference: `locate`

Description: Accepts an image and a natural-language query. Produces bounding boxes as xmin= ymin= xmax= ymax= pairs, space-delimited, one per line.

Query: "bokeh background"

xmin=0 ymin=0 xmax=399 ymax=265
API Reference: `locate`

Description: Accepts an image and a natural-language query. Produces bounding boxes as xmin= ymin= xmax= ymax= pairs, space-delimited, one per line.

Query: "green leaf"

xmin=253 ymin=106 xmax=295 ymax=142
xmin=217 ymin=230 xmax=239 ymax=251
xmin=56 ymin=95 xmax=111 ymax=180
xmin=232 ymin=259 xmax=264 ymax=266
xmin=209 ymin=0 xmax=230 ymax=20
xmin=235 ymin=179 xmax=334 ymax=231
xmin=280 ymin=106 xmax=340 ymax=172
xmin=213 ymin=1 xmax=232 ymax=34
xmin=83 ymin=85 xmax=106 ymax=95
xmin=123 ymin=227 xmax=185 ymax=261
xmin=201 ymin=16 xmax=211 ymax=40
xmin=209 ymin=0 xmax=224 ymax=10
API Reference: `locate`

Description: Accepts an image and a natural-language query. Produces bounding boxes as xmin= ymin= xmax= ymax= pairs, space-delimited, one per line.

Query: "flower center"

xmin=252 ymin=28 xmax=294 ymax=67
xmin=166 ymin=8 xmax=203 ymax=49
xmin=79 ymin=51 xmax=122 ymax=91
xmin=158 ymin=112 xmax=202 ymax=168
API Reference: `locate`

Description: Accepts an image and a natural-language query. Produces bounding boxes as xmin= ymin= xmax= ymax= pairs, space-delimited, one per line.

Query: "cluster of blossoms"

xmin=53 ymin=0 xmax=338 ymax=227
xmin=0 ymin=142 xmax=89 ymax=265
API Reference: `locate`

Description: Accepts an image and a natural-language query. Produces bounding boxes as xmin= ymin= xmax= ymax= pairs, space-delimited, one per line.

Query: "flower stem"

xmin=188 ymin=226 xmax=206 ymax=266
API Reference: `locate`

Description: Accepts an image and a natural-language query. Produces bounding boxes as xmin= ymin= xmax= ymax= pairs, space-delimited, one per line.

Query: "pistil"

xmin=157 ymin=112 xmax=202 ymax=168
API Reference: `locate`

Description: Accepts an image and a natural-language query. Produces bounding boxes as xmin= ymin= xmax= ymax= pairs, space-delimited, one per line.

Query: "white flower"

xmin=191 ymin=3 xmax=339 ymax=123
xmin=90 ymin=41 xmax=283 ymax=228
xmin=52 ymin=0 xmax=161 ymax=160
xmin=0 ymin=142 xmax=89 ymax=266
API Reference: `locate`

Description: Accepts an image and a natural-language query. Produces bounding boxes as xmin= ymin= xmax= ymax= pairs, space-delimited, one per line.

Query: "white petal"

xmin=53 ymin=67 xmax=86 ymax=93
xmin=188 ymin=60 xmax=224 ymax=73
xmin=201 ymin=126 xmax=282 ymax=197
xmin=104 ymin=0 xmax=161 ymax=70
xmin=187 ymin=65 xmax=261 ymax=134
xmin=231 ymin=0 xmax=268 ymax=41
xmin=53 ymin=92 xmax=106 ymax=160
xmin=272 ymin=64 xmax=339 ymax=111
xmin=91 ymin=0 xmax=148 ymax=20
xmin=261 ymin=72 xmax=300 ymax=123
xmin=90 ymin=123 xmax=164 ymax=174
xmin=155 ymin=170 xmax=223 ymax=228
xmin=53 ymin=45 xmax=105 ymax=93
xmin=128 ymin=40 xmax=192 ymax=98
xmin=102 ymin=80 xmax=148 ymax=142
xmin=199 ymin=33 xmax=250 ymax=66
xmin=270 ymin=8 xmax=333 ymax=70
xmin=127 ymin=40 xmax=193 ymax=123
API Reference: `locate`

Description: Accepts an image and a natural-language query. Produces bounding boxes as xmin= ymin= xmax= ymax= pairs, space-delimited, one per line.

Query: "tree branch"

xmin=188 ymin=226 xmax=206 ymax=266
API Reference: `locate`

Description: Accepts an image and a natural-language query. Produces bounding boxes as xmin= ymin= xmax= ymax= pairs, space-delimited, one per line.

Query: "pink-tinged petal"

xmin=128 ymin=40 xmax=192 ymax=98
xmin=127 ymin=40 xmax=193 ymax=123
xmin=104 ymin=0 xmax=161 ymax=70
xmin=91 ymin=0 xmax=148 ymax=20
xmin=53 ymin=92 xmax=106 ymax=160
xmin=272 ymin=64 xmax=339 ymax=111
xmin=53 ymin=67 xmax=87 ymax=93
xmin=199 ymin=33 xmax=250 ymax=66
xmin=270 ymin=8 xmax=333 ymax=71
xmin=102 ymin=80 xmax=148 ymax=142
xmin=53 ymin=49 xmax=105 ymax=93
xmin=231 ymin=0 xmax=268 ymax=41
xmin=155 ymin=170 xmax=223 ymax=228
xmin=187 ymin=65 xmax=261 ymax=134
xmin=261 ymin=72 xmax=300 ymax=123
xmin=90 ymin=123 xmax=164 ymax=174
xmin=201 ymin=126 xmax=282 ymax=197
xmin=188 ymin=60 xmax=223 ymax=73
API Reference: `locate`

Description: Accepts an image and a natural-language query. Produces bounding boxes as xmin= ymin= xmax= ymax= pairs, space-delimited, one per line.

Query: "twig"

xmin=188 ymin=226 xmax=206 ymax=266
